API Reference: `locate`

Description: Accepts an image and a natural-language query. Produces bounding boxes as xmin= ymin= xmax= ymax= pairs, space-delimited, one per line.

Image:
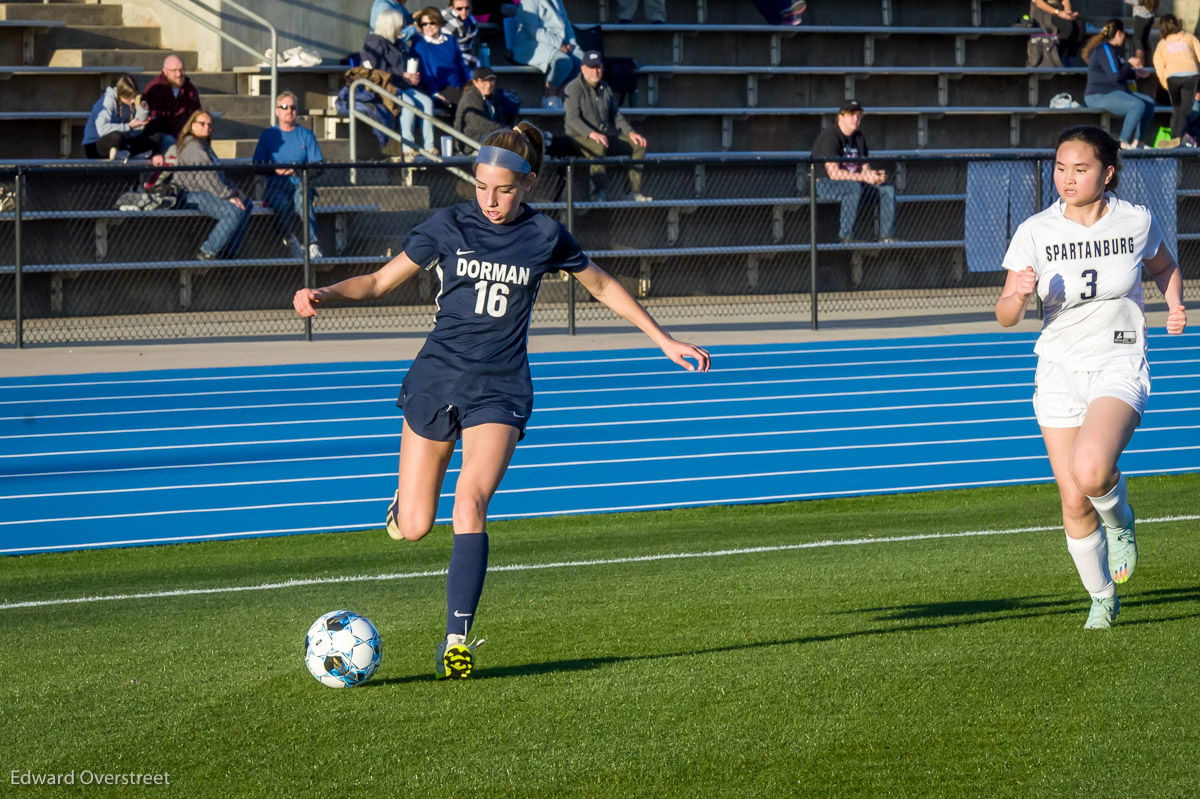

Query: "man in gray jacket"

xmin=563 ymin=51 xmax=650 ymax=201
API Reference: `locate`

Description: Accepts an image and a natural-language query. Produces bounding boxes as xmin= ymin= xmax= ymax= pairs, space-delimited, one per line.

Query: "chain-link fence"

xmin=2 ymin=152 xmax=1197 ymax=347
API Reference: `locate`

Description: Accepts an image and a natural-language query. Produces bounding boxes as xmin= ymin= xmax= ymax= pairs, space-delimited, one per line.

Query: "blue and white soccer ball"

xmin=304 ymin=610 xmax=382 ymax=688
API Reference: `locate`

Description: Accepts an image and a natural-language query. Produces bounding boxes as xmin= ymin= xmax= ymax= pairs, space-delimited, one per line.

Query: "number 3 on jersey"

xmin=473 ymin=280 xmax=510 ymax=317
xmin=1080 ymin=268 xmax=1097 ymax=301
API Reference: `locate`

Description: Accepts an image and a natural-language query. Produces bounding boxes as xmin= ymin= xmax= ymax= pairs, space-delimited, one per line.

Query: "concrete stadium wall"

xmin=116 ymin=0 xmax=374 ymax=72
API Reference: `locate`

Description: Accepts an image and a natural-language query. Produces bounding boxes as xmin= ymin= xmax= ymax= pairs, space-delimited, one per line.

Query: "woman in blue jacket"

xmin=412 ymin=6 xmax=471 ymax=109
xmin=1082 ymin=19 xmax=1156 ymax=148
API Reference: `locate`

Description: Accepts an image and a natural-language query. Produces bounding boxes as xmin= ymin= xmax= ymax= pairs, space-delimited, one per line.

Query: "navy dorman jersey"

xmin=399 ymin=201 xmax=590 ymax=404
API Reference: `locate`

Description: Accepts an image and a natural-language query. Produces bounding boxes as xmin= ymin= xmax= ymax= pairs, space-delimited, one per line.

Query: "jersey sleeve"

xmin=1142 ymin=213 xmax=1164 ymax=262
xmin=550 ymin=224 xmax=590 ymax=273
xmin=400 ymin=210 xmax=449 ymax=270
xmin=1001 ymin=220 xmax=1038 ymax=274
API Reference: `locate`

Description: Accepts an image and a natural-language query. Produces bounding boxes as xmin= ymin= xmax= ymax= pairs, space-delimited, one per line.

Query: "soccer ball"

xmin=304 ymin=610 xmax=382 ymax=688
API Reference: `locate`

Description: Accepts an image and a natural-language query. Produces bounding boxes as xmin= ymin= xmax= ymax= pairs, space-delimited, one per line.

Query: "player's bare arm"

xmin=573 ymin=262 xmax=711 ymax=372
xmin=995 ymin=266 xmax=1037 ymax=327
xmin=293 ymin=252 xmax=424 ymax=317
xmin=1144 ymin=246 xmax=1188 ymax=334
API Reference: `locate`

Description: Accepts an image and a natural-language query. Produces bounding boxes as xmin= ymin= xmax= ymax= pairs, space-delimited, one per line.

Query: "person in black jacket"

xmin=453 ymin=67 xmax=512 ymax=146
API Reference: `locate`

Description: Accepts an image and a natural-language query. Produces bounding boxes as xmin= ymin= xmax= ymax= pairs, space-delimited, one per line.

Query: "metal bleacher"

xmin=2 ymin=0 xmax=1197 ymax=344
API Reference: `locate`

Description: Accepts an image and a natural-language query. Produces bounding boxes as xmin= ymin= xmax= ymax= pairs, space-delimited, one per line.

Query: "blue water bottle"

xmin=479 ymin=43 xmax=490 ymax=67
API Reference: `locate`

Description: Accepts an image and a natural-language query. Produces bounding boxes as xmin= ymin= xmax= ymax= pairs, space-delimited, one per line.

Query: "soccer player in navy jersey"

xmin=294 ymin=122 xmax=710 ymax=679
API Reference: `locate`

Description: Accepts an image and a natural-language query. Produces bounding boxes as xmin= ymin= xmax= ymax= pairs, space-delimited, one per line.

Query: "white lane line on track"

xmin=0 ymin=434 xmax=1052 ymax=501
xmin=7 ymin=353 xmax=1200 ymax=410
xmin=0 ymin=339 xmax=1045 ymax=390
xmin=3 ymin=368 xmax=1197 ymax=425
xmin=0 ymin=358 xmax=1041 ymax=408
xmin=0 ymin=415 xmax=1039 ymax=479
xmin=6 ymin=446 xmax=1199 ymax=525
xmin=0 ymin=382 xmax=1042 ymax=441
xmin=3 ymin=333 xmax=1196 ymax=392
xmin=10 ymin=401 xmax=1200 ymax=461
xmin=4 ymin=513 xmax=1198 ymax=606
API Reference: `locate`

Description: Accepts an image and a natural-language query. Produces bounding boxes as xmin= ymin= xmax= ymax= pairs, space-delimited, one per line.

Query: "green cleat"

xmin=1084 ymin=595 xmax=1120 ymax=630
xmin=1107 ymin=508 xmax=1137 ymax=584
xmin=434 ymin=635 xmax=485 ymax=680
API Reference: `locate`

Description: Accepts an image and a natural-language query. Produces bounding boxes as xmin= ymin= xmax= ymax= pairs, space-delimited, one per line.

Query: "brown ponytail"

xmin=1082 ymin=18 xmax=1124 ymax=63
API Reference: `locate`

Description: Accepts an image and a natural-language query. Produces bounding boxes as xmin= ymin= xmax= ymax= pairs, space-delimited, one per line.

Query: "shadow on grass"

xmin=363 ymin=586 xmax=1200 ymax=686
xmin=851 ymin=585 xmax=1200 ymax=621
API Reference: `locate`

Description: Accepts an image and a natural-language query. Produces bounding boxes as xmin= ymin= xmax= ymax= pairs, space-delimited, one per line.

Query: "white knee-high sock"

xmin=1088 ymin=473 xmax=1133 ymax=529
xmin=1066 ymin=528 xmax=1115 ymax=598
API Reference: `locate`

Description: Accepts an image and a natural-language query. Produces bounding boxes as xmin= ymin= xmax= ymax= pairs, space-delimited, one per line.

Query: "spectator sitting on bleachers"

xmin=442 ymin=0 xmax=481 ymax=68
xmin=564 ymin=51 xmax=650 ymax=202
xmin=370 ymin=0 xmax=415 ymax=32
xmin=82 ymin=75 xmax=165 ymax=165
xmin=173 ymin=110 xmax=252 ymax=261
xmin=750 ymin=0 xmax=806 ymax=26
xmin=616 ymin=0 xmax=665 ymax=24
xmin=811 ymin=100 xmax=896 ymax=244
xmin=1152 ymin=14 xmax=1200 ymax=148
xmin=1124 ymin=0 xmax=1157 ymax=63
xmin=363 ymin=9 xmax=436 ymax=156
xmin=512 ymin=0 xmax=582 ymax=110
xmin=143 ymin=55 xmax=201 ymax=147
xmin=1030 ymin=0 xmax=1085 ymax=65
xmin=253 ymin=91 xmax=325 ymax=259
xmin=454 ymin=67 xmax=514 ymax=146
xmin=413 ymin=7 xmax=472 ymax=109
xmin=1082 ymin=19 xmax=1155 ymax=149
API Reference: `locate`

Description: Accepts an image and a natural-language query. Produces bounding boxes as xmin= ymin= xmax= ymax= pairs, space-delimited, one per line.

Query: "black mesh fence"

xmin=1 ymin=152 xmax=1197 ymax=346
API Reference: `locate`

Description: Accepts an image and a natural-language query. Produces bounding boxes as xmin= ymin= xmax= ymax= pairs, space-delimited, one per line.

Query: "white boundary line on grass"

xmin=3 ymin=514 xmax=1197 ymax=611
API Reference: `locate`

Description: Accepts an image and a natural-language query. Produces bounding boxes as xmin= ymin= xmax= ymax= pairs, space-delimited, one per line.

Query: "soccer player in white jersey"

xmin=996 ymin=125 xmax=1187 ymax=629
xmin=294 ymin=123 xmax=710 ymax=678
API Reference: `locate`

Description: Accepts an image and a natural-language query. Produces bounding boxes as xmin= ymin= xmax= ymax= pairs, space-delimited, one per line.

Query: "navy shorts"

xmin=399 ymin=390 xmax=532 ymax=442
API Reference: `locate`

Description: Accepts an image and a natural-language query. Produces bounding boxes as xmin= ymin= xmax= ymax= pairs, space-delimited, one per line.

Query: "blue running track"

xmin=2 ymin=331 xmax=1198 ymax=555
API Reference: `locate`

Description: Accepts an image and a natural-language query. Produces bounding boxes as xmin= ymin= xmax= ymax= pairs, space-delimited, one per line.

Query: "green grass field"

xmin=3 ymin=475 xmax=1198 ymax=798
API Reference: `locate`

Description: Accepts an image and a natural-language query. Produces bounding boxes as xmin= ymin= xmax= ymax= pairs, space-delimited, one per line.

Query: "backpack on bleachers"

xmin=1027 ymin=33 xmax=1063 ymax=68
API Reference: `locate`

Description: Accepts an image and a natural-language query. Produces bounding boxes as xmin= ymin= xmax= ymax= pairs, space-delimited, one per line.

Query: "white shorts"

xmin=1032 ymin=357 xmax=1150 ymax=428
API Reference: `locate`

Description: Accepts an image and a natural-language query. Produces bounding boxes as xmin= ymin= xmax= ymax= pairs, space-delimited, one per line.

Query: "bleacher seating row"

xmin=2 ymin=0 xmax=1197 ymax=340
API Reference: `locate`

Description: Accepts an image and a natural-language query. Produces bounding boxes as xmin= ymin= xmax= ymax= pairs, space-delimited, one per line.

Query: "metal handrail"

xmin=347 ymin=77 xmax=480 ymax=183
xmin=158 ymin=0 xmax=277 ymax=129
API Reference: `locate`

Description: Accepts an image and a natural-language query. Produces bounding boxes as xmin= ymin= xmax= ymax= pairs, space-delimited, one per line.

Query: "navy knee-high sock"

xmin=445 ymin=532 xmax=489 ymax=639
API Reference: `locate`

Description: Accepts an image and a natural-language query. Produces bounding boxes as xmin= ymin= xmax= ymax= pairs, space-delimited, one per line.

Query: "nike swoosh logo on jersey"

xmin=453 ymin=610 xmax=472 ymax=618
xmin=456 ymin=248 xmax=475 ymax=255
xmin=511 ymin=411 xmax=526 ymax=418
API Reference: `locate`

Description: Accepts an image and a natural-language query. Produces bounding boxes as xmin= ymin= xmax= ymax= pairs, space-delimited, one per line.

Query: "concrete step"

xmin=37 ymin=25 xmax=161 ymax=55
xmin=332 ymin=185 xmax=431 ymax=211
xmin=49 ymin=48 xmax=198 ymax=70
xmin=0 ymin=3 xmax=123 ymax=25
xmin=203 ymin=93 xmax=272 ymax=117
xmin=135 ymin=70 xmax=240 ymax=95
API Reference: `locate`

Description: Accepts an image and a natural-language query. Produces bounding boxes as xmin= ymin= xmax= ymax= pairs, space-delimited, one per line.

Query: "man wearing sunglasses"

xmin=253 ymin=91 xmax=326 ymax=260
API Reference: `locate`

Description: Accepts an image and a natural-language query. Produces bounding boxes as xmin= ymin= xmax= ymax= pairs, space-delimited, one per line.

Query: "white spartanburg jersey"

xmin=1003 ymin=194 xmax=1163 ymax=370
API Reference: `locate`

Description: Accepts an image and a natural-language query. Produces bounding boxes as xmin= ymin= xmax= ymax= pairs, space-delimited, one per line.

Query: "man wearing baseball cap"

xmin=563 ymin=50 xmax=651 ymax=201
xmin=810 ymin=99 xmax=896 ymax=243
xmin=454 ymin=66 xmax=515 ymax=146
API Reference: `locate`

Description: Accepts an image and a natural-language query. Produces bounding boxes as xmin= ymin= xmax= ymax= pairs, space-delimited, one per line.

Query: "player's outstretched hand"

xmin=661 ymin=338 xmax=711 ymax=372
xmin=1167 ymin=304 xmax=1187 ymax=335
xmin=1014 ymin=266 xmax=1037 ymax=298
xmin=294 ymin=287 xmax=322 ymax=318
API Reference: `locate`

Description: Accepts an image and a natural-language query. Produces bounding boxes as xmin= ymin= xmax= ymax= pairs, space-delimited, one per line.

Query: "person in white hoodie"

xmin=81 ymin=75 xmax=165 ymax=163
